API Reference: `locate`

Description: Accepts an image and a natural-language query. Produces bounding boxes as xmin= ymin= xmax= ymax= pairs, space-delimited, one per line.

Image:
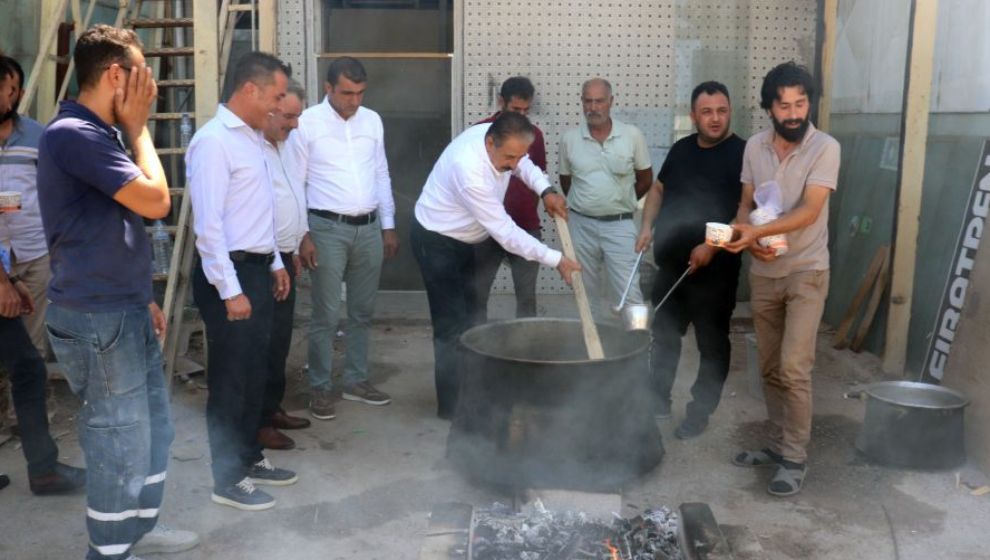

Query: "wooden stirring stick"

xmin=553 ymin=215 xmax=605 ymax=360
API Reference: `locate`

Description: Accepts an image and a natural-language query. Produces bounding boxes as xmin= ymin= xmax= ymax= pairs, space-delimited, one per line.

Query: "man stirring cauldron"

xmin=411 ymin=112 xmax=581 ymax=419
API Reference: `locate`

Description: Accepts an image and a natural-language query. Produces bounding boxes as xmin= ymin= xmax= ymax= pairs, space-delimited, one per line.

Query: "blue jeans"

xmin=46 ymin=304 xmax=175 ymax=560
xmin=306 ymin=212 xmax=383 ymax=391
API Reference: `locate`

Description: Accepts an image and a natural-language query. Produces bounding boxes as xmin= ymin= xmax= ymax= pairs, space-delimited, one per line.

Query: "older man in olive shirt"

xmin=559 ymin=78 xmax=652 ymax=319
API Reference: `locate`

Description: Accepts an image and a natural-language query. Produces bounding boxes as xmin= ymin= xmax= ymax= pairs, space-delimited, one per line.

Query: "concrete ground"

xmin=1 ymin=279 xmax=988 ymax=559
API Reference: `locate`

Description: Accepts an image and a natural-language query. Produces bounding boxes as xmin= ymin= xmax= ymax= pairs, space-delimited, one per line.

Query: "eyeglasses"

xmin=104 ymin=63 xmax=134 ymax=74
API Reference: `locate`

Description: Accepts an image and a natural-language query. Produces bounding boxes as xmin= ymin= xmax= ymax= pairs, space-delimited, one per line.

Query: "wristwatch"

xmin=540 ymin=186 xmax=560 ymax=198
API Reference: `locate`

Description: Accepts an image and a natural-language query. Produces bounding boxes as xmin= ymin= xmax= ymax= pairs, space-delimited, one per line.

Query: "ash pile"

xmin=471 ymin=500 xmax=682 ymax=560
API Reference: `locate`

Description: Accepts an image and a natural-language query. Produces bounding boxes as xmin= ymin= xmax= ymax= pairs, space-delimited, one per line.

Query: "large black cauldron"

xmin=448 ymin=318 xmax=663 ymax=491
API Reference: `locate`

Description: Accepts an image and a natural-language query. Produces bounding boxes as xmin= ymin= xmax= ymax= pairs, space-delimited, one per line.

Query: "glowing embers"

xmin=469 ymin=501 xmax=682 ymax=560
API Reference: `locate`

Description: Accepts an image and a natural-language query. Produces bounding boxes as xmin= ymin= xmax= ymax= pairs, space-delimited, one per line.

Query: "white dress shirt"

xmin=414 ymin=123 xmax=562 ymax=267
xmin=187 ymin=105 xmax=283 ymax=300
xmin=264 ymin=137 xmax=308 ymax=254
xmin=286 ymin=99 xmax=396 ymax=229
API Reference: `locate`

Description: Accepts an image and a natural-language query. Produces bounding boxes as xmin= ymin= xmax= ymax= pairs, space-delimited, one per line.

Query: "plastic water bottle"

xmin=151 ymin=220 xmax=172 ymax=275
xmin=179 ymin=113 xmax=192 ymax=147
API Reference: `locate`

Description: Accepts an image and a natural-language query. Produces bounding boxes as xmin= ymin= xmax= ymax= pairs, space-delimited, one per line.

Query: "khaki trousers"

xmin=11 ymin=253 xmax=51 ymax=358
xmin=750 ymin=269 xmax=829 ymax=463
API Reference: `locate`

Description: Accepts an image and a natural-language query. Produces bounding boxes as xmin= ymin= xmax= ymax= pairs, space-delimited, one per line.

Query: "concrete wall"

xmin=825 ymin=115 xmax=990 ymax=368
xmin=0 ymin=0 xmax=42 ymax=71
xmin=824 ymin=0 xmax=990 ymax=375
xmin=943 ymin=208 xmax=990 ymax=474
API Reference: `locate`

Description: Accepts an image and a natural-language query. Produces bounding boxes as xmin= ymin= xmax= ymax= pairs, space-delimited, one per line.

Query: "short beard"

xmin=0 ymin=106 xmax=17 ymax=124
xmin=771 ymin=114 xmax=809 ymax=143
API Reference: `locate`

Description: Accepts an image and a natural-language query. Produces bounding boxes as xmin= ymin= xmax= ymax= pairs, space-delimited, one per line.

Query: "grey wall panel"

xmin=278 ymin=0 xmax=309 ymax=96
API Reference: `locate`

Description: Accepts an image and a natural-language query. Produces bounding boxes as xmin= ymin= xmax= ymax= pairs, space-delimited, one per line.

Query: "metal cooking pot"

xmin=847 ymin=381 xmax=969 ymax=469
xmin=448 ymin=318 xmax=662 ymax=491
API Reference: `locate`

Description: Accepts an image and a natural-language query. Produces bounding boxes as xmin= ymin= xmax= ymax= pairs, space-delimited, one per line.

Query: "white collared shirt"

xmin=414 ymin=123 xmax=562 ymax=267
xmin=286 ymin=99 xmax=396 ymax=229
xmin=187 ymin=104 xmax=283 ymax=300
xmin=264 ymin=137 xmax=308 ymax=254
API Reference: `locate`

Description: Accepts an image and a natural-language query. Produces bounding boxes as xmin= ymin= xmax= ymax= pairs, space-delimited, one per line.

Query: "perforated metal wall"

xmin=277 ymin=0 xmax=310 ymax=95
xmin=460 ymin=0 xmax=818 ymax=295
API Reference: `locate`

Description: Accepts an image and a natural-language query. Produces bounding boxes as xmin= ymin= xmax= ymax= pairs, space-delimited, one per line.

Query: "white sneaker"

xmin=131 ymin=523 xmax=200 ymax=555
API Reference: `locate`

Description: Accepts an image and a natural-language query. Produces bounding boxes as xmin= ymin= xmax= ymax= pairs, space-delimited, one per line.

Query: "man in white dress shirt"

xmin=290 ymin=57 xmax=397 ymax=420
xmin=256 ymin=80 xmax=311 ymax=451
xmin=411 ymin=112 xmax=580 ymax=418
xmin=188 ymin=52 xmax=296 ymax=512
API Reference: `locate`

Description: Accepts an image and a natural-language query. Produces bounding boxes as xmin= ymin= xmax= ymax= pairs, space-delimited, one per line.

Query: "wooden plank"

xmin=20 ymin=0 xmax=69 ymax=121
xmin=833 ymin=246 xmax=888 ymax=350
xmin=127 ymin=17 xmax=194 ymax=28
xmin=258 ymin=0 xmax=277 ymax=53
xmin=816 ymin=0 xmax=839 ymax=133
xmin=852 ymin=248 xmax=892 ymax=352
xmin=553 ymin=216 xmax=605 ymax=360
xmin=418 ymin=502 xmax=472 ymax=560
xmin=883 ymin=0 xmax=939 ymax=374
xmin=193 ymin=0 xmax=219 ymax=122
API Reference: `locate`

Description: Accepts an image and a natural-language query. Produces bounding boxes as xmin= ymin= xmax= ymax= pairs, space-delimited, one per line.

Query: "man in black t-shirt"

xmin=635 ymin=81 xmax=745 ymax=439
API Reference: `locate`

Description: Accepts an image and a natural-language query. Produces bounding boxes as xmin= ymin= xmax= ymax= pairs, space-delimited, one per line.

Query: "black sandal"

xmin=768 ymin=462 xmax=806 ymax=497
xmin=732 ymin=448 xmax=783 ymax=468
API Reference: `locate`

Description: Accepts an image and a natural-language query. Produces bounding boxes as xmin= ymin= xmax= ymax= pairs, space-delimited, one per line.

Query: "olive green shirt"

xmin=741 ymin=122 xmax=841 ymax=278
xmin=558 ymin=118 xmax=651 ymax=216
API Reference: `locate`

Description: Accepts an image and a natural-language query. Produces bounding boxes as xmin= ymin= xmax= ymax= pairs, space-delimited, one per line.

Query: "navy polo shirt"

xmin=37 ymin=101 xmax=151 ymax=311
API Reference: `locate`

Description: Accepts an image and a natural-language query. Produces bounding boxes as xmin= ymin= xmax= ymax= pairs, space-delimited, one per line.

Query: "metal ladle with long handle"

xmin=614 ymin=262 xmax=691 ymax=332
xmin=611 ymin=249 xmax=647 ymax=314
xmin=653 ymin=267 xmax=691 ymax=312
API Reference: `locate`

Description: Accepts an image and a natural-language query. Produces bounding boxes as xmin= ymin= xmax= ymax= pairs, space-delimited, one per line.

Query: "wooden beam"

xmin=55 ymin=0 xmax=100 ymax=106
xmin=258 ymin=0 xmax=277 ymax=53
xmin=193 ymin=0 xmax=219 ymax=121
xmin=21 ymin=0 xmax=69 ymax=122
xmin=816 ymin=0 xmax=838 ymax=133
xmin=883 ymin=0 xmax=939 ymax=374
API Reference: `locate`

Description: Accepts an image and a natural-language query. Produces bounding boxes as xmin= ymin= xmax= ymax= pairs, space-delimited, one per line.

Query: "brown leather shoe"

xmin=257 ymin=427 xmax=295 ymax=450
xmin=271 ymin=410 xmax=311 ymax=430
xmin=29 ymin=462 xmax=86 ymax=495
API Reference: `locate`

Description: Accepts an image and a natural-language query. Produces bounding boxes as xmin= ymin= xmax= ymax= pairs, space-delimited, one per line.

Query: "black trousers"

xmin=472 ymin=229 xmax=541 ymax=324
xmin=410 ymin=218 xmax=478 ymax=418
xmin=193 ymin=258 xmax=273 ymax=488
xmin=651 ymin=256 xmax=740 ymax=421
xmin=0 ymin=315 xmax=58 ymax=477
xmin=262 ymin=252 xmax=296 ymax=426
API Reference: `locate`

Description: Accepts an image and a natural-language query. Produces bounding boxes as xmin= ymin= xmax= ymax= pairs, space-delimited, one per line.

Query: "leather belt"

xmin=309 ymin=208 xmax=378 ymax=225
xmin=228 ymin=251 xmax=275 ymax=265
xmin=571 ymin=209 xmax=634 ymax=222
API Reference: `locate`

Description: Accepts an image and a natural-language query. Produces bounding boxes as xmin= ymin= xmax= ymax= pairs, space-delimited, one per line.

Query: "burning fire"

xmin=605 ymin=538 xmax=619 ymax=560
